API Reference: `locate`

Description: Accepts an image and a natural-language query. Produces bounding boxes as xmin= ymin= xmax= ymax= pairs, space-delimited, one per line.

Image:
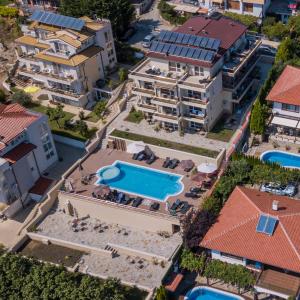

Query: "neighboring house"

xmin=129 ymin=14 xmax=261 ymax=132
xmin=0 ymin=103 xmax=57 ymax=215
xmin=15 ymin=10 xmax=117 ymax=108
xmin=183 ymin=0 xmax=271 ymax=18
xmin=266 ymin=65 xmax=300 ymax=138
xmin=200 ymin=186 xmax=300 ymax=299
xmin=130 ymin=0 xmax=153 ymax=16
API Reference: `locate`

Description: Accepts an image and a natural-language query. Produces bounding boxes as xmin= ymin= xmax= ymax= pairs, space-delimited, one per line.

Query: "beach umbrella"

xmin=179 ymin=160 xmax=194 ymax=171
xmin=191 ymin=173 xmax=206 ymax=184
xmin=126 ymin=141 xmax=146 ymax=154
xmin=197 ymin=163 xmax=218 ymax=175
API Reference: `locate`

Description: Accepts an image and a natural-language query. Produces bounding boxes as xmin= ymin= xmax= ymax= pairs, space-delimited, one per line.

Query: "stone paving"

xmin=106 ymin=97 xmax=228 ymax=152
xmin=37 ymin=209 xmax=182 ymax=259
xmin=79 ymin=252 xmax=170 ymax=289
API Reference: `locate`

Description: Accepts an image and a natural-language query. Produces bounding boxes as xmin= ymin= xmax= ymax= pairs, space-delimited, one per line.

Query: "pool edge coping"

xmin=260 ymin=150 xmax=300 ymax=170
xmin=94 ymin=160 xmax=185 ymax=202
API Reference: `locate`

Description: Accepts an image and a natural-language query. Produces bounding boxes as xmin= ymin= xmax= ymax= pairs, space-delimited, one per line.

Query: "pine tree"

xmin=250 ymin=100 xmax=265 ymax=135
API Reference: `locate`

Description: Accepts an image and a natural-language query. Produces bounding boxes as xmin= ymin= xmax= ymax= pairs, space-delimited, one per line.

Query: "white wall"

xmin=272 ymin=102 xmax=300 ymax=118
xmin=211 ymin=250 xmax=246 ymax=266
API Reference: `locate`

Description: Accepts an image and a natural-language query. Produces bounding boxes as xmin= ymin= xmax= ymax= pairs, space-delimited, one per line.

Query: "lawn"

xmin=124 ymin=108 xmax=144 ymax=123
xmin=110 ymin=129 xmax=219 ymax=158
xmin=29 ymin=103 xmax=96 ymax=141
xmin=85 ymin=111 xmax=101 ymax=123
xmin=206 ymin=121 xmax=235 ymax=142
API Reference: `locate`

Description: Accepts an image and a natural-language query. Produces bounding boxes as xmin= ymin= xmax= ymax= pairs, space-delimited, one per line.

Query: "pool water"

xmin=185 ymin=287 xmax=243 ymax=300
xmin=96 ymin=161 xmax=184 ymax=201
xmin=260 ymin=150 xmax=300 ymax=169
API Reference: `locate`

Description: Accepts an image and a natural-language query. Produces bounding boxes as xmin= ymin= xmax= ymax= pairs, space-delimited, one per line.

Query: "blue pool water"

xmin=261 ymin=150 xmax=300 ymax=169
xmin=96 ymin=161 xmax=184 ymax=201
xmin=185 ymin=287 xmax=243 ymax=300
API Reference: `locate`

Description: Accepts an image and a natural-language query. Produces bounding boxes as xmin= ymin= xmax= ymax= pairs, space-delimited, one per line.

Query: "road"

xmin=128 ymin=0 xmax=175 ymax=49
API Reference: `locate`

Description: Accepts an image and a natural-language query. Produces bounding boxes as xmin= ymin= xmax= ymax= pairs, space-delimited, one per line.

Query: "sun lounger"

xmin=179 ymin=201 xmax=190 ymax=214
xmin=169 ymin=159 xmax=179 ymax=169
xmin=184 ymin=192 xmax=199 ymax=199
xmin=117 ymin=192 xmax=124 ymax=203
xmin=132 ymin=197 xmax=143 ymax=207
xmin=146 ymin=154 xmax=156 ymax=164
xmin=150 ymin=202 xmax=160 ymax=211
xmin=122 ymin=195 xmax=131 ymax=205
xmin=190 ymin=187 xmax=202 ymax=193
xmin=163 ymin=157 xmax=171 ymax=168
xmin=137 ymin=152 xmax=146 ymax=161
xmin=170 ymin=199 xmax=182 ymax=211
xmin=132 ymin=153 xmax=139 ymax=160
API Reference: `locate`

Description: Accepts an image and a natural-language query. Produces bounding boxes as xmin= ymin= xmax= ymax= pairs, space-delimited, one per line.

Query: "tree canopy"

xmin=11 ymin=90 xmax=32 ymax=107
xmin=249 ymin=100 xmax=265 ymax=135
xmin=0 ymin=253 xmax=145 ymax=299
xmin=59 ymin=0 xmax=135 ymax=39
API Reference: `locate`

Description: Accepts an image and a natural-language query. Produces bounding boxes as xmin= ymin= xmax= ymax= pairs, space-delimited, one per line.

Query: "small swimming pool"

xmin=185 ymin=286 xmax=243 ymax=300
xmin=260 ymin=150 xmax=300 ymax=169
xmin=96 ymin=160 xmax=184 ymax=201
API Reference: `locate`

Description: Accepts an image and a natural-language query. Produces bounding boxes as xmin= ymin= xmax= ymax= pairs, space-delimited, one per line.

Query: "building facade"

xmin=15 ymin=10 xmax=117 ymax=108
xmin=0 ymin=104 xmax=57 ymax=210
xmin=129 ymin=15 xmax=261 ymax=132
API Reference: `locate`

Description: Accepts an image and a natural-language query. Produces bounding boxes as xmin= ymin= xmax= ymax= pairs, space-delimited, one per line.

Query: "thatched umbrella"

xmin=179 ymin=160 xmax=195 ymax=172
xmin=92 ymin=185 xmax=111 ymax=198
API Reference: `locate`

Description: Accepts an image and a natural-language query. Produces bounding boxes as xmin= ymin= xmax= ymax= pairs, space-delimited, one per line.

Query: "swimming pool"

xmin=260 ymin=150 xmax=300 ymax=169
xmin=185 ymin=286 xmax=243 ymax=300
xmin=96 ymin=160 xmax=184 ymax=201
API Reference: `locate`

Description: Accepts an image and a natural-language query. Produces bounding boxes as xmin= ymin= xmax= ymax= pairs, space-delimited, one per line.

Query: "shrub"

xmin=0 ymin=6 xmax=18 ymax=18
xmin=0 ymin=89 xmax=6 ymax=103
xmin=11 ymin=90 xmax=32 ymax=107
xmin=118 ymin=68 xmax=128 ymax=82
xmin=250 ymin=100 xmax=265 ymax=135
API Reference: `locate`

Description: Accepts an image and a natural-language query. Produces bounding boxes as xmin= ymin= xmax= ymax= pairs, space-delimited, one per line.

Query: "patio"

xmin=64 ymin=148 xmax=210 ymax=215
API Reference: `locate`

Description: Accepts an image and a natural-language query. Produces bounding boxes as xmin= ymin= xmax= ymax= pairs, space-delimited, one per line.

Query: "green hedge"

xmin=223 ymin=12 xmax=259 ymax=32
xmin=0 ymin=6 xmax=18 ymax=17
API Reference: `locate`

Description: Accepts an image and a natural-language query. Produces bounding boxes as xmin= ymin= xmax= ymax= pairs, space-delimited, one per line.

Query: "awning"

xmin=271 ymin=116 xmax=298 ymax=128
xmin=255 ymin=269 xmax=300 ymax=299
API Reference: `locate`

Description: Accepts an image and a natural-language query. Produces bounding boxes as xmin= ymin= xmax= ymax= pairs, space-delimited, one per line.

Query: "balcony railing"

xmin=44 ymin=86 xmax=83 ymax=98
xmin=132 ymin=87 xmax=155 ymax=96
xmin=154 ymin=112 xmax=178 ymax=121
xmin=181 ymin=96 xmax=209 ymax=106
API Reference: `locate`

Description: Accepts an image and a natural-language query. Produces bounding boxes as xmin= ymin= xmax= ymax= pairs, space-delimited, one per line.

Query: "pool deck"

xmin=65 ymin=149 xmax=208 ymax=215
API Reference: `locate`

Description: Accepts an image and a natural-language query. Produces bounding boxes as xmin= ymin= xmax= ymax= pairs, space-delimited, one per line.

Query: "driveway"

xmin=128 ymin=0 xmax=175 ymax=49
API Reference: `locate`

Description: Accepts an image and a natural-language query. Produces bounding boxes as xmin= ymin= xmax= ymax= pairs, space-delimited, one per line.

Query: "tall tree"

xmin=59 ymin=0 xmax=135 ymax=39
xmin=250 ymin=100 xmax=265 ymax=135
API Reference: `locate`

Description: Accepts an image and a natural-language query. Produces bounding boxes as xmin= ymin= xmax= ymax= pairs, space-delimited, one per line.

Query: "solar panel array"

xmin=149 ymin=41 xmax=215 ymax=63
xmin=256 ymin=214 xmax=278 ymax=236
xmin=158 ymin=30 xmax=221 ymax=51
xmin=30 ymin=10 xmax=85 ymax=31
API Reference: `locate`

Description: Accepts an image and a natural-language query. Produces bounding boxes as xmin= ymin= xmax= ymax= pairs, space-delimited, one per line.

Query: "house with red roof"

xmin=266 ymin=65 xmax=300 ymax=139
xmin=0 ymin=103 xmax=57 ymax=216
xmin=200 ymin=186 xmax=300 ymax=299
xmin=129 ymin=14 xmax=261 ymax=132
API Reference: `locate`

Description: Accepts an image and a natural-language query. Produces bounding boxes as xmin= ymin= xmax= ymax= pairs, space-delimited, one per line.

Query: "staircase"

xmin=104 ymin=245 xmax=118 ymax=257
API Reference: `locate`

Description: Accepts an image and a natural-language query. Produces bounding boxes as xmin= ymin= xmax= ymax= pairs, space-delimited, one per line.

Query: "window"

xmin=104 ymin=32 xmax=109 ymax=43
xmin=282 ymin=103 xmax=299 ymax=112
xmin=228 ymin=0 xmax=240 ymax=9
xmin=187 ymin=90 xmax=202 ymax=99
xmin=169 ymin=62 xmax=181 ymax=72
xmin=190 ymin=121 xmax=202 ymax=129
xmin=243 ymin=2 xmax=253 ymax=12
xmin=54 ymin=42 xmax=68 ymax=54
xmin=221 ymin=252 xmax=244 ymax=262
xmin=194 ymin=66 xmax=204 ymax=76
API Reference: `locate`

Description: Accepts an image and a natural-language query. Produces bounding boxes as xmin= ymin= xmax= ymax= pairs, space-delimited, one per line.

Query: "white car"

xmin=142 ymin=35 xmax=156 ymax=48
xmin=260 ymin=182 xmax=297 ymax=197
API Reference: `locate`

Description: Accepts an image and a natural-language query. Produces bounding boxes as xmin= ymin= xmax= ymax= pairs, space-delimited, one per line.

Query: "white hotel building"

xmin=15 ymin=10 xmax=117 ymax=108
xmin=129 ymin=14 xmax=261 ymax=132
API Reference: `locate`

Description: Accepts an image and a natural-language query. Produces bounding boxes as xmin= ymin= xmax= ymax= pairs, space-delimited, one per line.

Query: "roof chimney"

xmin=272 ymin=200 xmax=279 ymax=211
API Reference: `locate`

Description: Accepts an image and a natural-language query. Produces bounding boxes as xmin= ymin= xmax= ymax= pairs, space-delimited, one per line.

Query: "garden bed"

xmin=110 ymin=129 xmax=220 ymax=158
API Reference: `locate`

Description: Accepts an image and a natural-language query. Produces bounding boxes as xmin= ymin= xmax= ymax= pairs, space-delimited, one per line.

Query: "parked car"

xmin=260 ymin=182 xmax=297 ymax=197
xmin=142 ymin=34 xmax=156 ymax=48
xmin=259 ymin=45 xmax=276 ymax=56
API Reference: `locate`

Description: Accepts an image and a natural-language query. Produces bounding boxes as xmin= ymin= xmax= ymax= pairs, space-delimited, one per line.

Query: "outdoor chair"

xmin=163 ymin=157 xmax=171 ymax=168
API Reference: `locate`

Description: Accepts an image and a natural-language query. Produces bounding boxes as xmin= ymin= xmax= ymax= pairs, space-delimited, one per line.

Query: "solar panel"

xmin=159 ymin=30 xmax=168 ymax=41
xmin=163 ymin=31 xmax=172 ymax=42
xmin=188 ymin=35 xmax=197 ymax=46
xmin=175 ymin=33 xmax=184 ymax=44
xmin=205 ymin=51 xmax=214 ymax=62
xmin=181 ymin=47 xmax=189 ymax=57
xmin=29 ymin=10 xmax=85 ymax=31
xmin=194 ymin=36 xmax=202 ymax=47
xmin=156 ymin=43 xmax=164 ymax=53
xmin=162 ymin=43 xmax=171 ymax=53
xmin=150 ymin=41 xmax=159 ymax=51
xmin=186 ymin=48 xmax=195 ymax=58
xmin=256 ymin=215 xmax=268 ymax=233
xmin=174 ymin=45 xmax=183 ymax=56
xmin=265 ymin=217 xmax=277 ymax=235
xmin=256 ymin=215 xmax=278 ymax=235
xmin=182 ymin=34 xmax=190 ymax=45
xmin=169 ymin=32 xmax=178 ymax=43
xmin=200 ymin=37 xmax=209 ymax=48
xmin=211 ymin=39 xmax=221 ymax=50
xmin=192 ymin=48 xmax=201 ymax=59
xmin=206 ymin=39 xmax=214 ymax=50
xmin=168 ymin=44 xmax=177 ymax=55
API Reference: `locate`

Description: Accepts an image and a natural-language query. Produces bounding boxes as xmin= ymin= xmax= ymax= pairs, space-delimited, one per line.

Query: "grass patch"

xmin=206 ymin=121 xmax=235 ymax=142
xmin=125 ymin=108 xmax=143 ymax=123
xmin=85 ymin=111 xmax=100 ymax=123
xmin=111 ymin=129 xmax=219 ymax=158
xmin=29 ymin=103 xmax=96 ymax=141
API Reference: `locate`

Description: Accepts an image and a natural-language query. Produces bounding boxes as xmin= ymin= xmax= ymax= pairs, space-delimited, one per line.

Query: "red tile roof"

xmin=0 ymin=103 xmax=39 ymax=151
xmin=266 ymin=65 xmax=300 ymax=105
xmin=200 ymin=186 xmax=300 ymax=273
xmin=29 ymin=177 xmax=54 ymax=195
xmin=3 ymin=142 xmax=36 ymax=164
xmin=175 ymin=15 xmax=247 ymax=50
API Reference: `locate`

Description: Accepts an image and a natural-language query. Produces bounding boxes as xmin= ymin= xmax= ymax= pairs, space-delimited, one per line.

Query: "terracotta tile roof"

xmin=15 ymin=35 xmax=49 ymax=49
xmin=200 ymin=186 xmax=300 ymax=273
xmin=175 ymin=15 xmax=247 ymax=50
xmin=3 ymin=142 xmax=36 ymax=164
xmin=35 ymin=46 xmax=102 ymax=66
xmin=266 ymin=65 xmax=300 ymax=105
xmin=29 ymin=177 xmax=54 ymax=195
xmin=0 ymin=104 xmax=39 ymax=151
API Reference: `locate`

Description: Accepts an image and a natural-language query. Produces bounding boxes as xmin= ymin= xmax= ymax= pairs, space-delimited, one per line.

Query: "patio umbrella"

xmin=179 ymin=160 xmax=194 ymax=171
xmin=126 ymin=141 xmax=146 ymax=154
xmin=191 ymin=173 xmax=206 ymax=184
xmin=197 ymin=163 xmax=218 ymax=175
xmin=93 ymin=185 xmax=111 ymax=198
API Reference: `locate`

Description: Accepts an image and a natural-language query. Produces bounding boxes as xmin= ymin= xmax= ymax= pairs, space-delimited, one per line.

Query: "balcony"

xmin=18 ymin=66 xmax=76 ymax=83
xmin=129 ymin=59 xmax=185 ymax=85
xmin=132 ymin=86 xmax=155 ymax=97
xmin=181 ymin=96 xmax=209 ymax=108
xmin=44 ymin=86 xmax=84 ymax=99
xmin=18 ymin=53 xmax=38 ymax=62
xmin=231 ymin=78 xmax=255 ymax=103
xmin=152 ymin=95 xmax=178 ymax=108
xmin=153 ymin=112 xmax=178 ymax=124
xmin=178 ymin=73 xmax=215 ymax=91
xmin=137 ymin=102 xmax=156 ymax=114
xmin=182 ymin=113 xmax=206 ymax=124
